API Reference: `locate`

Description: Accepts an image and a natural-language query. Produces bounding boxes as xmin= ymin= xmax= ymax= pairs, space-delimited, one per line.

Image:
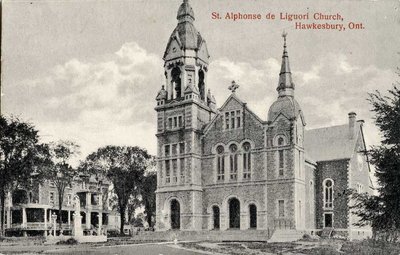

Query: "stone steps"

xmin=268 ymin=229 xmax=304 ymax=243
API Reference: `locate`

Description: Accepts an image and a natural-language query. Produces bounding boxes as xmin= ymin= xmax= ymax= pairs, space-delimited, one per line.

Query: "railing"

xmin=10 ymin=222 xmax=48 ymax=230
xmin=274 ymin=219 xmax=294 ymax=229
xmin=9 ymin=222 xmax=74 ymax=230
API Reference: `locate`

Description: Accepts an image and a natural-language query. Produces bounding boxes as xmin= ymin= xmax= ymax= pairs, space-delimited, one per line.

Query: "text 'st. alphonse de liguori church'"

xmin=154 ymin=0 xmax=373 ymax=240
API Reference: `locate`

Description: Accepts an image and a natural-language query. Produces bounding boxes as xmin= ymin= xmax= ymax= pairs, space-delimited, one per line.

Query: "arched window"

xmin=170 ymin=199 xmax=180 ymax=229
xmin=229 ymin=144 xmax=238 ymax=180
xmin=275 ymin=134 xmax=287 ymax=146
xmin=216 ymin=145 xmax=225 ymax=181
xmin=278 ymin=137 xmax=284 ymax=146
xmin=242 ymin=142 xmax=251 ymax=179
xmin=171 ymin=67 xmax=181 ymax=99
xmin=323 ymin=179 xmax=334 ymax=209
xmin=198 ymin=69 xmax=205 ymax=101
xmin=249 ymin=204 xmax=257 ymax=228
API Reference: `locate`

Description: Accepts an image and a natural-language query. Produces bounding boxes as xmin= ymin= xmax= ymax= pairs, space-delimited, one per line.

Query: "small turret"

xmin=207 ymin=89 xmax=216 ymax=109
xmin=184 ymin=83 xmax=199 ymax=101
xmin=156 ymin=85 xmax=167 ymax=106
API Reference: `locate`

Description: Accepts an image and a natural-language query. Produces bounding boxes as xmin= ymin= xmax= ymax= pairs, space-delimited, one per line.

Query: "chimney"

xmin=348 ymin=112 xmax=357 ymax=139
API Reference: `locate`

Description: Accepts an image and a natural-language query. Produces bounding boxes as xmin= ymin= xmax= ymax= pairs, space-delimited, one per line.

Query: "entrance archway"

xmin=229 ymin=198 xmax=240 ymax=229
xmin=212 ymin=206 xmax=220 ymax=229
xmin=170 ymin=199 xmax=180 ymax=229
xmin=249 ymin=204 xmax=257 ymax=229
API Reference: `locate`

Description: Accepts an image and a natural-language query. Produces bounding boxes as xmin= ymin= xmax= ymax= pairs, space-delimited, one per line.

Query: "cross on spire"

xmin=282 ymin=30 xmax=288 ymax=41
xmin=282 ymin=30 xmax=288 ymax=53
xmin=228 ymin=80 xmax=239 ymax=93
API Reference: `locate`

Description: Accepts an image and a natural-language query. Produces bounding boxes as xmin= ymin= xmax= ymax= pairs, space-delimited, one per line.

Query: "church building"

xmin=155 ymin=0 xmax=373 ymax=240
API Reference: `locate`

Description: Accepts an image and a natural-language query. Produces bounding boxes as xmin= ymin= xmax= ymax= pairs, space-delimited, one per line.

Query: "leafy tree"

xmin=352 ymin=80 xmax=400 ymax=242
xmin=0 ymin=115 xmax=51 ymax=236
xmin=126 ymin=192 xmax=141 ymax=225
xmin=46 ymin=140 xmax=80 ymax=232
xmin=80 ymin=146 xmax=152 ymax=235
xmin=141 ymin=171 xmax=157 ymax=228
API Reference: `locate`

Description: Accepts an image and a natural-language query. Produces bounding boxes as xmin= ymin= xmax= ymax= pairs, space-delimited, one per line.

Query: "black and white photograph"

xmin=1 ymin=0 xmax=400 ymax=254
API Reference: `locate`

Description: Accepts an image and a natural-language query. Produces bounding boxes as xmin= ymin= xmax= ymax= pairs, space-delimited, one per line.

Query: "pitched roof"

xmin=202 ymin=93 xmax=264 ymax=136
xmin=304 ymin=123 xmax=360 ymax=162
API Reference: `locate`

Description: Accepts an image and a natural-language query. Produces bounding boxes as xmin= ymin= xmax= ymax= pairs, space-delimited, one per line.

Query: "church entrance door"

xmin=249 ymin=204 xmax=257 ymax=229
xmin=212 ymin=206 xmax=220 ymax=229
xmin=170 ymin=199 xmax=180 ymax=230
xmin=229 ymin=198 xmax=240 ymax=229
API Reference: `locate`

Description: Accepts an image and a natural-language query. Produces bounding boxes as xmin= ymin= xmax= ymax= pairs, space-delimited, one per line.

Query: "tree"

xmin=46 ymin=140 xmax=80 ymax=232
xmin=126 ymin=192 xmax=141 ymax=225
xmin=80 ymin=146 xmax=152 ymax=235
xmin=352 ymin=80 xmax=400 ymax=242
xmin=140 ymin=171 xmax=157 ymax=228
xmin=0 ymin=115 xmax=51 ymax=236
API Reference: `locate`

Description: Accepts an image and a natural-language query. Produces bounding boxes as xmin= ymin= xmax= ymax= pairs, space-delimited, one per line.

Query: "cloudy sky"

xmin=2 ymin=0 xmax=400 ymax=163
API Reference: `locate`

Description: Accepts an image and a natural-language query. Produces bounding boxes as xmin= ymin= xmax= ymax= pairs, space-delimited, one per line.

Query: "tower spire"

xmin=277 ymin=31 xmax=295 ymax=97
xmin=177 ymin=0 xmax=195 ymax=23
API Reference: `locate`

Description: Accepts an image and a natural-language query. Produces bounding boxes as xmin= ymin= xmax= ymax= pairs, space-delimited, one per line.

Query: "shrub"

xmin=57 ymin=238 xmax=79 ymax=245
xmin=106 ymin=229 xmax=121 ymax=237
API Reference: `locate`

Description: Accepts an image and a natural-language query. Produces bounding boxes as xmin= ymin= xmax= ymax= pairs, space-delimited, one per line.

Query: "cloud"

xmin=4 ymin=43 xmax=396 ymax=164
xmin=208 ymin=52 xmax=396 ymax=150
xmin=5 ymin=42 xmax=164 ymax=160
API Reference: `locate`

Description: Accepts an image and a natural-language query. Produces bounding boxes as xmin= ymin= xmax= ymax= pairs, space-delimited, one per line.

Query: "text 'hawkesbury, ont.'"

xmin=211 ymin=11 xmax=365 ymax=31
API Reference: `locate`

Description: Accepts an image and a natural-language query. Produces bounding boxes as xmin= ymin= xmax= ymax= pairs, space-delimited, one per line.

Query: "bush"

xmin=106 ymin=229 xmax=121 ymax=237
xmin=57 ymin=238 xmax=79 ymax=245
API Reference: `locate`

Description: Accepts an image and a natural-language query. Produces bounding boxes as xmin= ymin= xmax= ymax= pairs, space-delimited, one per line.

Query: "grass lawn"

xmin=180 ymin=239 xmax=400 ymax=255
xmin=2 ymin=237 xmax=400 ymax=255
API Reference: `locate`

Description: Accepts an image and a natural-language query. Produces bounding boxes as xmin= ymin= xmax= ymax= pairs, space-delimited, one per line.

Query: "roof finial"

xmin=228 ymin=80 xmax=239 ymax=93
xmin=282 ymin=30 xmax=288 ymax=56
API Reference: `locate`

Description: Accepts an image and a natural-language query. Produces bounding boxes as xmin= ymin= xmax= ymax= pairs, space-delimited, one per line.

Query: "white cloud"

xmin=5 ymin=42 xmax=164 ymax=160
xmin=4 ymin=42 xmax=396 ymax=164
xmin=208 ymin=52 xmax=396 ymax=150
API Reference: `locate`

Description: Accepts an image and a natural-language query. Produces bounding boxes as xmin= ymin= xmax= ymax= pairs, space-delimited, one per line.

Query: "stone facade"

xmin=155 ymin=0 xmax=373 ymax=239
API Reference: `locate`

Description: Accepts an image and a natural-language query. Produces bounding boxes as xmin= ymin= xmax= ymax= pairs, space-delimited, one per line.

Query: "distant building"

xmin=154 ymin=0 xmax=373 ymax=240
xmin=4 ymin=175 xmax=120 ymax=237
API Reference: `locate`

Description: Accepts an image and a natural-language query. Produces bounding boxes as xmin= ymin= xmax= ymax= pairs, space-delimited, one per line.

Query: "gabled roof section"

xmin=202 ymin=93 xmax=264 ymax=135
xmin=221 ymin=93 xmax=264 ymax=123
xmin=304 ymin=122 xmax=362 ymax=162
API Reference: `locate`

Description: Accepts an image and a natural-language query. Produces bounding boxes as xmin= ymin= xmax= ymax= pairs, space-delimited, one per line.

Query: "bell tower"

xmin=155 ymin=0 xmax=217 ymax=231
xmin=162 ymin=0 xmax=211 ymax=103
xmin=266 ymin=32 xmax=306 ymax=230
